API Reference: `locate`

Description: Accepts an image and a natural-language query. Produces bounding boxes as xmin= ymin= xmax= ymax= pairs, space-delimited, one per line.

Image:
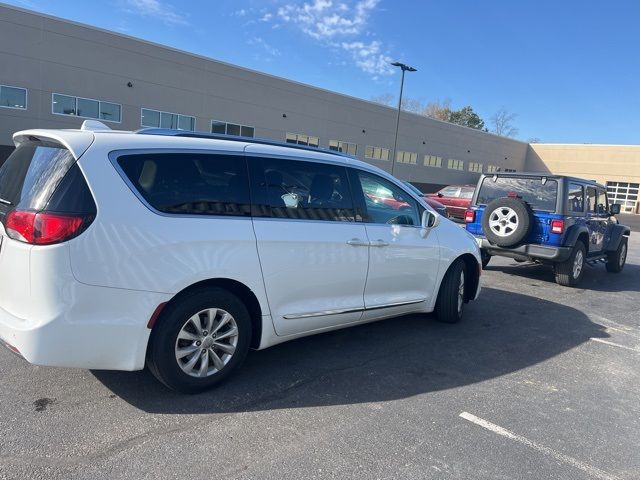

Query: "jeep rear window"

xmin=476 ymin=177 xmax=558 ymax=212
xmin=0 ymin=139 xmax=76 ymax=222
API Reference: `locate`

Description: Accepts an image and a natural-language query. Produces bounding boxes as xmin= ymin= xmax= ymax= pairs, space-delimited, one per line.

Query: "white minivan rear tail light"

xmin=5 ymin=210 xmax=92 ymax=245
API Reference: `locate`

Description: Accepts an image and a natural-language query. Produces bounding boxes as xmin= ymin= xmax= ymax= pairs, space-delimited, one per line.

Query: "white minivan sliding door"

xmin=248 ymin=153 xmax=369 ymax=336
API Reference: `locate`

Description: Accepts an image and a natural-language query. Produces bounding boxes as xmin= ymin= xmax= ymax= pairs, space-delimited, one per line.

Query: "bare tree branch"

xmin=491 ymin=108 xmax=519 ymax=137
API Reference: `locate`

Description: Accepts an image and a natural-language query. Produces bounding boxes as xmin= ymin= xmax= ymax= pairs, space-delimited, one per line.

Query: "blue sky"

xmin=6 ymin=0 xmax=640 ymax=144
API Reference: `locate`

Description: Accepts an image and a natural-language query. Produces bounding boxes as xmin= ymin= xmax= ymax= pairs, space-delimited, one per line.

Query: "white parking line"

xmin=459 ymin=412 xmax=619 ymax=480
xmin=590 ymin=314 xmax=640 ymax=340
xmin=590 ymin=337 xmax=640 ymax=353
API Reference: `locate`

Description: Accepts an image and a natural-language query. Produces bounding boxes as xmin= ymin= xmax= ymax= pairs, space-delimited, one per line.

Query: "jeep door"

xmin=248 ymin=154 xmax=369 ymax=336
xmin=349 ymin=168 xmax=440 ymax=319
xmin=586 ymin=186 xmax=607 ymax=253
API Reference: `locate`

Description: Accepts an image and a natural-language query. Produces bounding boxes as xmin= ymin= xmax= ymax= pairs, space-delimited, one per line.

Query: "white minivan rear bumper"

xmin=0 ymin=281 xmax=170 ymax=371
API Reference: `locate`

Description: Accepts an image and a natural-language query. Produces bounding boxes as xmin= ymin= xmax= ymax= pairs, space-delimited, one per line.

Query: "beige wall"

xmin=525 ymin=143 xmax=640 ymax=213
xmin=525 ymin=143 xmax=640 ymax=185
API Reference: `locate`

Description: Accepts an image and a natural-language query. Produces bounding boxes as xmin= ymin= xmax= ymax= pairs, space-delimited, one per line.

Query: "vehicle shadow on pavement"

xmin=92 ymin=287 xmax=608 ymax=414
xmin=485 ymin=262 xmax=640 ymax=293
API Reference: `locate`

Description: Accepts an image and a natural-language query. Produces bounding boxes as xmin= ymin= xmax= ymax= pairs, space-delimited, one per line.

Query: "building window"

xmin=286 ymin=133 xmax=319 ymax=147
xmin=504 ymin=168 xmax=517 ymax=173
xmin=211 ymin=120 xmax=255 ymax=137
xmin=52 ymin=94 xmax=121 ymax=122
xmin=487 ymin=165 xmax=499 ymax=173
xmin=396 ymin=151 xmax=417 ymax=164
xmin=447 ymin=159 xmax=464 ymax=170
xmin=329 ymin=140 xmax=357 ymax=156
xmin=468 ymin=162 xmax=483 ymax=173
xmin=365 ymin=146 xmax=390 ymax=161
xmin=1 ymin=85 xmax=27 ymax=110
xmin=424 ymin=155 xmax=442 ymax=168
xmin=141 ymin=108 xmax=194 ymax=130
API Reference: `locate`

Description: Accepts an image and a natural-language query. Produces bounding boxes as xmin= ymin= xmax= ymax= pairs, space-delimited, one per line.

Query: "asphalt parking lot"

xmin=1 ymin=239 xmax=639 ymax=480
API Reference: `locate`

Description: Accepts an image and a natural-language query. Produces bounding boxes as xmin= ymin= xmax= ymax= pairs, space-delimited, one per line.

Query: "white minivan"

xmin=0 ymin=121 xmax=481 ymax=393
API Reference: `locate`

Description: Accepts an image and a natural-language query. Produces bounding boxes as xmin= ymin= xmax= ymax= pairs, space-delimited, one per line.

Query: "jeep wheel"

xmin=606 ymin=237 xmax=628 ymax=273
xmin=554 ymin=241 xmax=586 ymax=287
xmin=482 ymin=197 xmax=534 ymax=247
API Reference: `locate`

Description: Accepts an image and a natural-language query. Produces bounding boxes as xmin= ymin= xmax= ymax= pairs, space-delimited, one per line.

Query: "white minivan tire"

xmin=435 ymin=259 xmax=466 ymax=324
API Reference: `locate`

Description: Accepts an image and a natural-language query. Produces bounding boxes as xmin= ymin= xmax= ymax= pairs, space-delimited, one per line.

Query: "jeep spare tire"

xmin=482 ymin=197 xmax=533 ymax=247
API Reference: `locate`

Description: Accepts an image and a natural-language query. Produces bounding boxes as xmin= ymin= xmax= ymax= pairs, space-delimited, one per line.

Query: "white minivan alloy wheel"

xmin=175 ymin=308 xmax=239 ymax=378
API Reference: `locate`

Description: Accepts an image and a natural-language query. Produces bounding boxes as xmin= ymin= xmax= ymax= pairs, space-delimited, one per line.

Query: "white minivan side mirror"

xmin=420 ymin=210 xmax=438 ymax=237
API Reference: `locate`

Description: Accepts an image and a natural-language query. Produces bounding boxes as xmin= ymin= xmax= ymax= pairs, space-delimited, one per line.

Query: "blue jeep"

xmin=465 ymin=173 xmax=631 ymax=287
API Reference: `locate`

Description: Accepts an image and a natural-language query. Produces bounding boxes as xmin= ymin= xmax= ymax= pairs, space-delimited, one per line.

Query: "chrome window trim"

xmin=283 ymin=298 xmax=425 ymax=319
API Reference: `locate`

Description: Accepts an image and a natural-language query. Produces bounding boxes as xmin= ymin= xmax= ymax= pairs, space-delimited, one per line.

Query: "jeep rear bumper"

xmin=479 ymin=239 xmax=573 ymax=263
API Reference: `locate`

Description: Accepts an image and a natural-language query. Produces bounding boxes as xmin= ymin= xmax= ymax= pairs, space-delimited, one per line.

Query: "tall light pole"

xmin=390 ymin=61 xmax=417 ymax=176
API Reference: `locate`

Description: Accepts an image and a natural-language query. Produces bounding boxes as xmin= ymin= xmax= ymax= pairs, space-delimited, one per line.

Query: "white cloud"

xmin=276 ymin=0 xmax=379 ymax=39
xmin=260 ymin=13 xmax=273 ymax=22
xmin=120 ymin=0 xmax=188 ymax=26
xmin=339 ymin=40 xmax=393 ymax=76
xmin=248 ymin=37 xmax=282 ymax=57
xmin=264 ymin=0 xmax=393 ymax=76
xmin=234 ymin=9 xmax=247 ymax=17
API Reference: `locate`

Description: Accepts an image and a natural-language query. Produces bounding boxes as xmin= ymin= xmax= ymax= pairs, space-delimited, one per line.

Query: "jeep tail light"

xmin=551 ymin=219 xmax=565 ymax=234
xmin=5 ymin=210 xmax=93 ymax=245
xmin=464 ymin=209 xmax=476 ymax=223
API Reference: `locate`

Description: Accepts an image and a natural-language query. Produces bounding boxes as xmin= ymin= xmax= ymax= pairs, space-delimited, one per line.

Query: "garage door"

xmin=606 ymin=181 xmax=639 ymax=213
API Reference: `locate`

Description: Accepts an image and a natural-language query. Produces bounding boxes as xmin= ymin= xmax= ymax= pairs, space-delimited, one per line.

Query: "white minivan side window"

xmin=250 ymin=157 xmax=357 ymax=222
xmin=352 ymin=170 xmax=420 ymax=226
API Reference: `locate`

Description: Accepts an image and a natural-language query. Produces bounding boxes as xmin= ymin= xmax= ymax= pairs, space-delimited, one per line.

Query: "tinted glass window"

xmin=211 ymin=121 xmax=226 ymax=134
xmin=460 ymin=188 xmax=474 ymax=199
xmin=117 ymin=153 xmax=250 ymax=217
xmin=251 ymin=157 xmax=355 ymax=222
xmin=586 ymin=187 xmax=597 ymax=213
xmin=53 ymin=94 xmax=76 ymax=115
xmin=0 ymin=85 xmax=27 ymax=109
xmin=477 ymin=177 xmax=558 ymax=212
xmin=227 ymin=123 xmax=241 ymax=136
xmin=567 ymin=183 xmax=584 ymax=213
xmin=77 ymin=98 xmax=99 ymax=119
xmin=141 ymin=109 xmax=160 ymax=127
xmin=0 ymin=140 xmax=76 ymax=221
xmin=100 ymin=102 xmax=121 ymax=122
xmin=354 ymin=171 xmax=420 ymax=226
xmin=439 ymin=186 xmax=460 ymax=197
xmin=178 ymin=115 xmax=194 ymax=131
xmin=160 ymin=112 xmax=177 ymax=129
xmin=597 ymin=189 xmax=608 ymax=215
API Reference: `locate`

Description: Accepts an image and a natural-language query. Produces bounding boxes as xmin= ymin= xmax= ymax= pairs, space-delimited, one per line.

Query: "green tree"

xmin=448 ymin=106 xmax=486 ymax=131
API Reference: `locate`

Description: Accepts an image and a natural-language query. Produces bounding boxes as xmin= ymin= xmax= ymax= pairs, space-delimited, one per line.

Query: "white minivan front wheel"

xmin=435 ymin=259 xmax=467 ymax=324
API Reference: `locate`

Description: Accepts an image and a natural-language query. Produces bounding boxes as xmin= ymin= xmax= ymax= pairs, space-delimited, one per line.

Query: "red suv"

xmin=427 ymin=185 xmax=475 ymax=220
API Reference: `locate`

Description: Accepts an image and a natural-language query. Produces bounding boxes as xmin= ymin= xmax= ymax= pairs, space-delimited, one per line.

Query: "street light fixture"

xmin=390 ymin=61 xmax=417 ymax=176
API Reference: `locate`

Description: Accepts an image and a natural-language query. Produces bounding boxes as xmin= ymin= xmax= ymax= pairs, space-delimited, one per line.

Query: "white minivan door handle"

xmin=369 ymin=240 xmax=389 ymax=247
xmin=347 ymin=238 xmax=370 ymax=247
